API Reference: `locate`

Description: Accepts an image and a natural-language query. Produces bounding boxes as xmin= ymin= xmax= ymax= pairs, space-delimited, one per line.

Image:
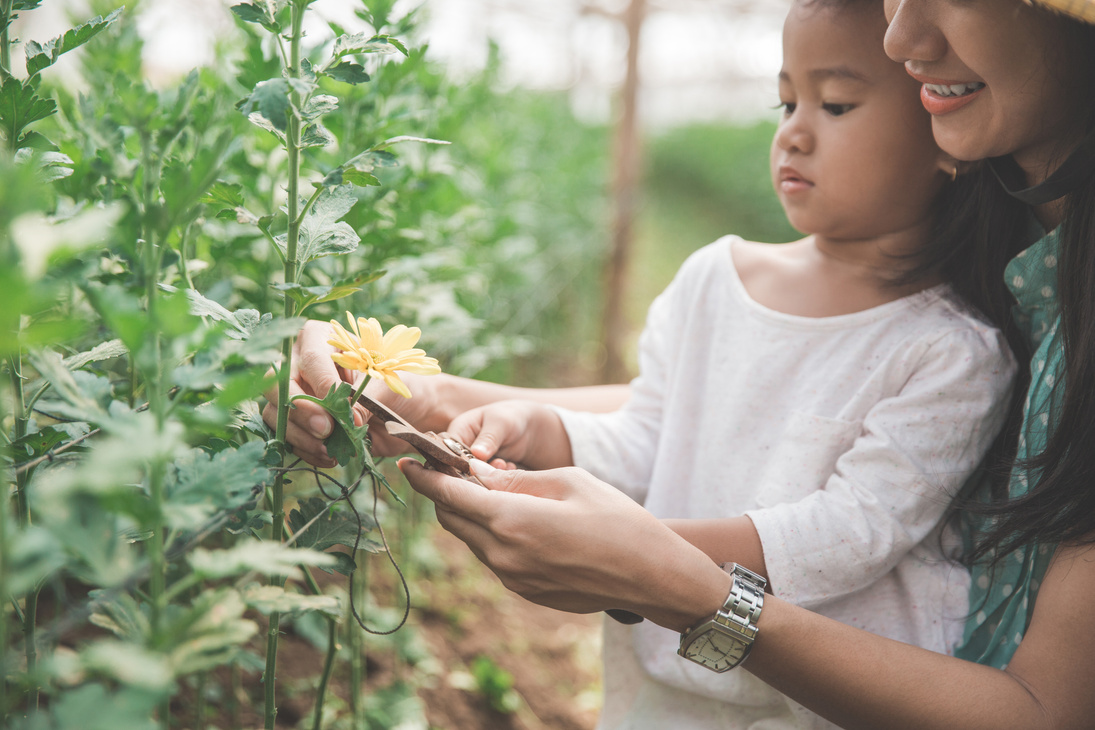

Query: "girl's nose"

xmin=883 ymin=0 xmax=948 ymax=65
xmin=774 ymin=113 xmax=813 ymax=155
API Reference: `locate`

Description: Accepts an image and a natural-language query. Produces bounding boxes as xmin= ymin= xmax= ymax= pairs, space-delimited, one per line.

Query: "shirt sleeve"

xmin=745 ymin=325 xmax=1017 ymax=609
xmin=552 ymin=250 xmax=693 ymax=503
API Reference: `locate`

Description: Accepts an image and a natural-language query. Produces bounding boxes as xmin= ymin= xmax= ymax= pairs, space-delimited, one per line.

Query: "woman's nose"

xmin=883 ymin=0 xmax=948 ymax=65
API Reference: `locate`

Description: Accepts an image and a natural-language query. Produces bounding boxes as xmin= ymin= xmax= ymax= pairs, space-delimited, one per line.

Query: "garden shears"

xmin=356 ymin=390 xmax=645 ymax=625
xmin=355 ymin=392 xmax=485 ymax=487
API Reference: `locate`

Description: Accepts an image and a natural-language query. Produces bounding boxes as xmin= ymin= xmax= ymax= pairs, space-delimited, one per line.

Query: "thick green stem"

xmin=0 ymin=0 xmax=12 ymax=79
xmin=266 ymin=5 xmax=307 ymax=728
xmin=7 ymin=356 xmax=39 ymax=712
xmin=304 ymin=570 xmax=337 ymax=730
xmin=1 ymin=367 xmax=11 ymax=722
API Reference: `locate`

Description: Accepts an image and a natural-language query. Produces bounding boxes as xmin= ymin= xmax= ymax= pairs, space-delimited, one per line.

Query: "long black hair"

xmin=958 ymin=15 xmax=1095 ymax=564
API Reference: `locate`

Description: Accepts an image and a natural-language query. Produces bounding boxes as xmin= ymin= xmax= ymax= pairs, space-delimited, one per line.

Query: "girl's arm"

xmin=263 ymin=320 xmax=631 ymax=466
xmin=401 ymin=458 xmax=1095 ymax=730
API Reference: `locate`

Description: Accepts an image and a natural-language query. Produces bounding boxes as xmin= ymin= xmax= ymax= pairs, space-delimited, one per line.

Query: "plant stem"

xmin=0 ymin=0 xmax=12 ymax=78
xmin=303 ymin=570 xmax=337 ymax=730
xmin=0 ymin=366 xmax=10 ymax=723
xmin=266 ymin=4 xmax=307 ymax=728
xmin=7 ymin=355 xmax=39 ymax=713
xmin=311 ymin=618 xmax=338 ymax=730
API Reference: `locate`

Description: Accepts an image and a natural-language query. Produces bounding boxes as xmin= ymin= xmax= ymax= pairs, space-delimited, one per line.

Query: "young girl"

xmin=436 ymin=1 xmax=1016 ymax=727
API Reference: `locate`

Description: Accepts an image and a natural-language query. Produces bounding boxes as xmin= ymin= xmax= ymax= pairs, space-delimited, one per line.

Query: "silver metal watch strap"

xmin=714 ymin=563 xmax=766 ymax=641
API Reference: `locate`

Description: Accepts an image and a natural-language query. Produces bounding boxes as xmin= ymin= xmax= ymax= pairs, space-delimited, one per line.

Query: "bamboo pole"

xmin=600 ymin=0 xmax=645 ymax=383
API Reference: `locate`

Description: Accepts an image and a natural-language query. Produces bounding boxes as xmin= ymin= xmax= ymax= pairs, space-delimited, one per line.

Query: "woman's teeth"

xmin=925 ymin=82 xmax=986 ymax=98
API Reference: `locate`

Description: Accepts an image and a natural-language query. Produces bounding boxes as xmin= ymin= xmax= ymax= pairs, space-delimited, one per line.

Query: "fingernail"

xmin=470 ymin=458 xmax=496 ymax=477
xmin=309 ymin=414 xmax=332 ymax=439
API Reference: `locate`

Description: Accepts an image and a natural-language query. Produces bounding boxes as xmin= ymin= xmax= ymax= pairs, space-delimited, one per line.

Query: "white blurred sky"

xmin=16 ymin=0 xmax=790 ymax=128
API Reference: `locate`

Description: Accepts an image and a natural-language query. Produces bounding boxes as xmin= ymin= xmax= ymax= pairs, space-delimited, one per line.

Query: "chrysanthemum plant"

xmin=292 ymin=313 xmax=441 ymax=467
xmin=1 ymin=1 xmax=447 ymax=728
xmin=228 ymin=2 xmax=447 ymax=726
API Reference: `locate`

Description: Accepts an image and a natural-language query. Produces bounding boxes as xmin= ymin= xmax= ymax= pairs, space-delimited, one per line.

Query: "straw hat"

xmin=1028 ymin=0 xmax=1095 ymax=23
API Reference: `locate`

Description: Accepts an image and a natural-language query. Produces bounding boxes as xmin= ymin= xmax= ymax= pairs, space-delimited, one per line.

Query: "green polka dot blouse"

xmin=957 ymin=227 xmax=1062 ymax=669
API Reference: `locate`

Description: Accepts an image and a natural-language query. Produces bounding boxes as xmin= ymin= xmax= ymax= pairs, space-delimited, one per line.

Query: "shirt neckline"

xmin=718 ymin=235 xmax=948 ymax=330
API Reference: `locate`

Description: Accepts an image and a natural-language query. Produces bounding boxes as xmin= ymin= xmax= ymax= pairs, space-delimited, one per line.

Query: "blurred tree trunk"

xmin=601 ymin=0 xmax=645 ymax=383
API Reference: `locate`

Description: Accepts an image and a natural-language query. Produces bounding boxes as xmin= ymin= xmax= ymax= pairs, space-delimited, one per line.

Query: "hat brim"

xmin=1028 ymin=0 xmax=1095 ymax=23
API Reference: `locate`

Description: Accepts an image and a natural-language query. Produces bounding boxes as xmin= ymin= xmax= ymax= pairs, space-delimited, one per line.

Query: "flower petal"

xmin=382 ymin=324 xmax=422 ymax=353
xmin=381 ymin=371 xmax=412 ymax=398
xmin=357 ymin=317 xmax=385 ymax=351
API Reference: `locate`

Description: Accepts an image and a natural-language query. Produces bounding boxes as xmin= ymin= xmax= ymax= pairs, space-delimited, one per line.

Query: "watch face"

xmin=681 ymin=625 xmax=747 ymax=673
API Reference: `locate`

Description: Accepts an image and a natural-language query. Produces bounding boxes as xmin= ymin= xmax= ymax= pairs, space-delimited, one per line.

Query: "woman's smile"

xmin=908 ymin=71 xmax=987 ymax=115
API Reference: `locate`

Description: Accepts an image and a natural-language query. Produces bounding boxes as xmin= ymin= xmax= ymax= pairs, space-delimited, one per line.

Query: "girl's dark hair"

xmin=942 ymin=16 xmax=1095 ymax=564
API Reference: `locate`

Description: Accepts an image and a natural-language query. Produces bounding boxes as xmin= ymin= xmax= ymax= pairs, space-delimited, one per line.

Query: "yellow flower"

xmin=327 ymin=313 xmax=442 ymax=398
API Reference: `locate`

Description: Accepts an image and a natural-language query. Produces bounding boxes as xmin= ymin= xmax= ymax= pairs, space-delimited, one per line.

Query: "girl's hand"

xmin=447 ymin=400 xmax=572 ymax=470
xmin=399 ymin=458 xmax=730 ymax=632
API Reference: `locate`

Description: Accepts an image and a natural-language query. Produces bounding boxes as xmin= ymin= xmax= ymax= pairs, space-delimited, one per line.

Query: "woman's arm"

xmin=401 ymin=458 xmax=1095 ymax=730
xmin=749 ymin=541 xmax=1095 ymax=730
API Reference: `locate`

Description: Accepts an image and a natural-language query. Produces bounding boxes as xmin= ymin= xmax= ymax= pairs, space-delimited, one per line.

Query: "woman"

xmin=398 ymin=1 xmax=1095 ymax=727
xmin=275 ymin=0 xmax=1095 ymax=726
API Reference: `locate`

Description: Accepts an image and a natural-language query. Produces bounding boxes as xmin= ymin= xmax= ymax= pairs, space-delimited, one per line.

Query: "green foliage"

xmin=1 ymin=1 xmax=616 ymax=727
xmin=470 ymin=655 xmax=520 ymax=713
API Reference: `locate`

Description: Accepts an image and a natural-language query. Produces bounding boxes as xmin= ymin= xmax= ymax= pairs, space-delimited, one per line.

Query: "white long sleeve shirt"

xmin=555 ymin=237 xmax=1016 ymax=729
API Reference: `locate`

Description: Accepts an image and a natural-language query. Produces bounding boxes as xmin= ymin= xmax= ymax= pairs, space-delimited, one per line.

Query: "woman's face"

xmin=883 ymin=0 xmax=1084 ymax=179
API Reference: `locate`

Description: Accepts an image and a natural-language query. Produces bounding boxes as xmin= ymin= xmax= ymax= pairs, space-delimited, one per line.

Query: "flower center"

xmin=366 ymin=349 xmax=386 ymax=365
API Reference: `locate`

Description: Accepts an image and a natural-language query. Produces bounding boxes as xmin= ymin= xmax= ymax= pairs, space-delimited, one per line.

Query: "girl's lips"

xmin=919 ymin=83 xmax=985 ymax=115
xmin=778 ymin=167 xmax=813 ymax=195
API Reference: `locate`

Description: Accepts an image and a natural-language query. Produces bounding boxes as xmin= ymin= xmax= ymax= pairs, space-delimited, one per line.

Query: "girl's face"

xmin=772 ymin=2 xmax=949 ymax=240
xmin=883 ymin=0 xmax=1084 ymax=178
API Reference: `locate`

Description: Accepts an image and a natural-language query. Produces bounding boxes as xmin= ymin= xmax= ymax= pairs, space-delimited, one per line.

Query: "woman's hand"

xmin=399 ymin=458 xmax=731 ymax=632
xmin=447 ymin=400 xmax=573 ymax=470
xmin=262 ymin=319 xmax=446 ymax=467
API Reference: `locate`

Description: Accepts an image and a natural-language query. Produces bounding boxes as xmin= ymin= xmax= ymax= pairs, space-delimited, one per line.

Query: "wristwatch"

xmin=678 ymin=563 xmax=766 ymax=673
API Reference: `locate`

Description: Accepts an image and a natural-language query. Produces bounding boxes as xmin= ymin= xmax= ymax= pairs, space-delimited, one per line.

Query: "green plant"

xmin=1 ymin=1 xmax=616 ymax=727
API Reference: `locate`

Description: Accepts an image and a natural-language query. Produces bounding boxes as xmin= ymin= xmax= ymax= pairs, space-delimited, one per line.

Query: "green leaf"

xmin=9 ymin=426 xmax=68 ymax=460
xmin=290 ymin=381 xmax=369 ymax=466
xmin=46 ymin=684 xmax=161 ymax=730
xmin=164 ymin=442 xmax=269 ymax=529
xmin=325 ymin=61 xmax=370 ymax=85
xmin=79 ymin=640 xmax=173 ymax=691
xmin=300 ymin=121 xmax=335 ymax=149
xmin=164 ymin=589 xmax=259 ymax=675
xmin=23 ymin=8 xmax=123 ymax=77
xmin=341 ymin=168 xmax=381 ymax=187
xmin=5 ymin=525 xmax=66 ymax=597
xmin=62 ymin=339 xmax=127 ymax=371
xmin=376 ymin=135 xmax=450 ymax=149
xmin=189 ymin=541 xmax=337 ymax=580
xmin=330 ymin=32 xmax=406 ymax=60
xmin=272 ymin=270 xmax=383 ymax=313
xmin=301 ymin=93 xmax=337 ymax=123
xmin=200 ymin=180 xmax=245 ymax=211
xmin=241 ymin=584 xmax=341 ymax=617
xmin=230 ymin=2 xmax=280 ymax=32
xmin=238 ymin=77 xmax=291 ymax=132
xmin=0 ymin=77 xmax=58 ymax=146
xmin=288 ymin=497 xmax=378 ymax=553
xmin=280 ymin=184 xmax=361 ymax=264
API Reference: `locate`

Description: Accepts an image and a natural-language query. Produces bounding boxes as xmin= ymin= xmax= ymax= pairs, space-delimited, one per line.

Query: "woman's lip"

xmin=919 ymin=83 xmax=985 ymax=116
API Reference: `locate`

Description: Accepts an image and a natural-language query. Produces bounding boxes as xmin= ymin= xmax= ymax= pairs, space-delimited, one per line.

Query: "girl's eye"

xmin=778 ymin=101 xmax=796 ymax=115
xmin=823 ymin=103 xmax=853 ymax=117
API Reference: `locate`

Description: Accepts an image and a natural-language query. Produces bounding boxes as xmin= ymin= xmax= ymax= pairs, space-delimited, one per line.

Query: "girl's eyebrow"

xmin=778 ymin=66 xmax=869 ymax=83
xmin=809 ymin=66 xmax=869 ymax=83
